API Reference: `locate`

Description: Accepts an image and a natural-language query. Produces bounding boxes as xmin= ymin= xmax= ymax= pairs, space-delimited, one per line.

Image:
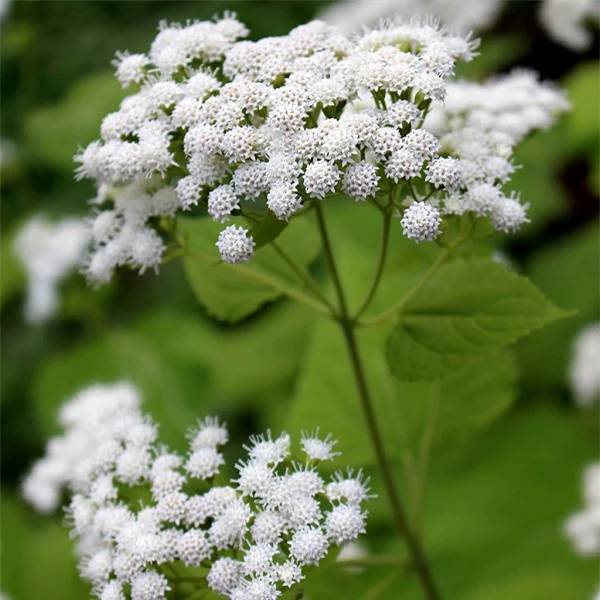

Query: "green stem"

xmin=313 ymin=202 xmax=440 ymax=600
xmin=352 ymin=210 xmax=392 ymax=321
xmin=335 ymin=555 xmax=409 ymax=568
xmin=360 ymin=570 xmax=406 ymax=600
xmin=270 ymin=241 xmax=336 ymax=314
xmin=360 ymin=244 xmax=454 ymax=327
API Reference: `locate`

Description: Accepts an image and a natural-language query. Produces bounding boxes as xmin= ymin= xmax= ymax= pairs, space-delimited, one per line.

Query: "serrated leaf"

xmin=179 ymin=215 xmax=320 ymax=323
xmin=386 ymin=258 xmax=566 ymax=381
xmin=290 ymin=313 xmax=517 ymax=467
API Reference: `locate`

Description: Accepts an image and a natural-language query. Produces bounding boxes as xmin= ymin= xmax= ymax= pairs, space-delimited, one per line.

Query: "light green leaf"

xmin=372 ymin=407 xmax=595 ymax=600
xmin=518 ymin=222 xmax=599 ymax=387
xmin=386 ymin=258 xmax=566 ymax=381
xmin=290 ymin=313 xmax=517 ymax=467
xmin=0 ymin=225 xmax=26 ymax=305
xmin=24 ymin=70 xmax=127 ymax=172
xmin=179 ymin=215 xmax=320 ymax=322
xmin=289 ymin=207 xmax=514 ymax=466
xmin=564 ymin=61 xmax=600 ymax=155
xmin=421 ymin=407 xmax=595 ymax=600
xmin=133 ymin=303 xmax=316 ymax=407
xmin=1 ymin=494 xmax=89 ymax=600
xmin=32 ymin=329 xmax=205 ymax=451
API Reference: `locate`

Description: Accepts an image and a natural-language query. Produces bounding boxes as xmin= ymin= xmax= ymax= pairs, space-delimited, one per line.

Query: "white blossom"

xmin=75 ymin=13 xmax=568 ymax=285
xmin=540 ymin=0 xmax=600 ymax=51
xmin=569 ymin=323 xmax=600 ymax=407
xmin=13 ymin=216 xmax=90 ymax=323
xmin=400 ymin=202 xmax=442 ymax=242
xmin=565 ymin=463 xmax=600 ymax=555
xmin=215 ymin=225 xmax=255 ymax=264
xmin=23 ymin=382 xmax=371 ymax=599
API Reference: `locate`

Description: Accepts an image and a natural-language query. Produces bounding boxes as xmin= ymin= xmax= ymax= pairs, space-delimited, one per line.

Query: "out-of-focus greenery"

xmin=1 ymin=2 xmax=598 ymax=600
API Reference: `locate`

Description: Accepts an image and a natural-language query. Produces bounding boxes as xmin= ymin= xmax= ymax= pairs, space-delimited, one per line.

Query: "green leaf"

xmin=518 ymin=222 xmax=599 ymax=387
xmin=243 ymin=210 xmax=289 ymax=249
xmin=32 ymin=329 xmax=206 ymax=451
xmin=133 ymin=303 xmax=316 ymax=407
xmin=386 ymin=258 xmax=566 ymax=381
xmin=24 ymin=70 xmax=127 ymax=172
xmin=374 ymin=407 xmax=595 ymax=600
xmin=178 ymin=215 xmax=320 ymax=322
xmin=290 ymin=312 xmax=517 ymax=467
xmin=563 ymin=61 xmax=600 ymax=155
xmin=1 ymin=494 xmax=89 ymax=600
xmin=421 ymin=407 xmax=596 ymax=600
xmin=0 ymin=225 xmax=26 ymax=306
xmin=289 ymin=206 xmax=514 ymax=466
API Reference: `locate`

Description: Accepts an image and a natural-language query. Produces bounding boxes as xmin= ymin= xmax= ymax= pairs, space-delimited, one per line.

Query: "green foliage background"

xmin=1 ymin=1 xmax=598 ymax=599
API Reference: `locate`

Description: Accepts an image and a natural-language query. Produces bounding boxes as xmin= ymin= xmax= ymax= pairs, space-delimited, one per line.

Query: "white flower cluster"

xmin=565 ymin=463 xmax=600 ymax=555
xmin=569 ymin=322 xmax=600 ymax=408
xmin=320 ymin=0 xmax=503 ymax=35
xmin=76 ymin=14 xmax=483 ymax=275
xmin=13 ymin=215 xmax=90 ymax=323
xmin=423 ymin=69 xmax=570 ymax=233
xmin=540 ymin=0 xmax=600 ymax=51
xmin=320 ymin=0 xmax=599 ymax=51
xmin=23 ymin=383 xmax=371 ymax=600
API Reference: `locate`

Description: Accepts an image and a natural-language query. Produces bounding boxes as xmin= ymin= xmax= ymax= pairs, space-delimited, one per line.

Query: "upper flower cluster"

xmin=23 ymin=383 xmax=371 ymax=600
xmin=75 ymin=14 xmax=567 ymax=281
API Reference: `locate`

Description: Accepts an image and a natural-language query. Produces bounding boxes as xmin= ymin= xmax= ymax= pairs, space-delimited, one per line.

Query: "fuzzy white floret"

xmin=208 ymin=185 xmax=240 ymax=222
xmin=207 ymin=557 xmax=243 ymax=595
xmin=400 ymin=202 xmax=442 ymax=242
xmin=289 ymin=526 xmax=330 ymax=566
xmin=215 ymin=225 xmax=255 ymax=264
xmin=130 ymin=571 xmax=170 ymax=600
xmin=324 ymin=504 xmax=367 ymax=544
xmin=301 ymin=431 xmax=340 ymax=461
xmin=186 ymin=447 xmax=225 ymax=480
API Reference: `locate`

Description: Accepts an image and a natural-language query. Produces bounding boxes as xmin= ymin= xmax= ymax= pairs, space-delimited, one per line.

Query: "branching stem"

xmin=271 ymin=241 xmax=337 ymax=314
xmin=353 ymin=209 xmax=392 ymax=321
xmin=313 ymin=202 xmax=440 ymax=600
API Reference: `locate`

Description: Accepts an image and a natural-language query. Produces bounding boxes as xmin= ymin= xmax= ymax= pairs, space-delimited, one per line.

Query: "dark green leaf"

xmin=244 ymin=210 xmax=289 ymax=249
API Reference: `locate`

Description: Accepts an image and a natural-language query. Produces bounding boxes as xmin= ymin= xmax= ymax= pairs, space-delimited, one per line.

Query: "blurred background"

xmin=1 ymin=1 xmax=598 ymax=599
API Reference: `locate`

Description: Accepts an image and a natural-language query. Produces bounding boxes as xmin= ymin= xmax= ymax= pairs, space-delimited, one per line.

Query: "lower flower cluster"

xmin=22 ymin=383 xmax=370 ymax=600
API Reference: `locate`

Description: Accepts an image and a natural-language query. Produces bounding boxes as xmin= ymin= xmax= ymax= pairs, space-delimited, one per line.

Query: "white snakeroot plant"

xmin=23 ymin=383 xmax=371 ymax=600
xmin=13 ymin=215 xmax=90 ymax=323
xmin=47 ymin=12 xmax=572 ymax=600
xmin=75 ymin=14 xmax=568 ymax=278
